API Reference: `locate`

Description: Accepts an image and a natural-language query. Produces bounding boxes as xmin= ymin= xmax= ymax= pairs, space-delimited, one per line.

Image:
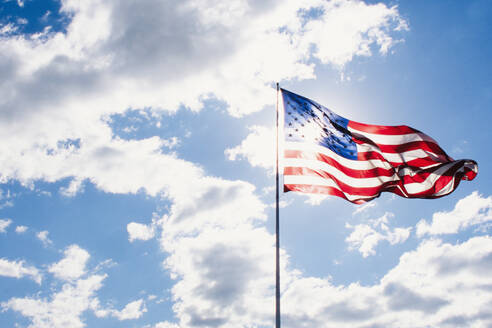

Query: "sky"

xmin=0 ymin=0 xmax=491 ymax=327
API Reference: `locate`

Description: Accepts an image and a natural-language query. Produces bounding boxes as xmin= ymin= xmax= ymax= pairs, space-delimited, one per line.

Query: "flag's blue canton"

xmin=282 ymin=89 xmax=357 ymax=160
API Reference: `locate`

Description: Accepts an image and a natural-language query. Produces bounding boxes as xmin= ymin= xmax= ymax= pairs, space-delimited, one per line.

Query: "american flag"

xmin=281 ymin=88 xmax=478 ymax=204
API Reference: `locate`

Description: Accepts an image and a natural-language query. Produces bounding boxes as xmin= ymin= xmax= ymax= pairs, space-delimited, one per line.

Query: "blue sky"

xmin=0 ymin=0 xmax=491 ymax=327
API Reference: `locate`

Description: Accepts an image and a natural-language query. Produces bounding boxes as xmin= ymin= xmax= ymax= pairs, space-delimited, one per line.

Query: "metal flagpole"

xmin=275 ymin=82 xmax=281 ymax=328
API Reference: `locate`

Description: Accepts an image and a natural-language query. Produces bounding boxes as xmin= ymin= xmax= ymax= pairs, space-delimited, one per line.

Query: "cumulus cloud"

xmin=346 ymin=212 xmax=411 ymax=257
xmin=160 ymin=212 xmax=492 ymax=328
xmin=48 ymin=244 xmax=90 ymax=281
xmin=281 ymin=236 xmax=492 ymax=327
xmin=225 ymin=125 xmax=275 ymax=170
xmin=0 ymin=0 xmax=406 ymax=198
xmin=0 ymin=218 xmax=12 ymax=233
xmin=416 ymin=191 xmax=492 ymax=237
xmin=2 ymin=274 xmax=107 ymax=328
xmin=0 ymin=1 xmax=411 ymax=327
xmin=127 ymin=221 xmax=155 ymax=242
xmin=1 ymin=245 xmax=142 ymax=327
xmin=0 ymin=258 xmax=42 ymax=284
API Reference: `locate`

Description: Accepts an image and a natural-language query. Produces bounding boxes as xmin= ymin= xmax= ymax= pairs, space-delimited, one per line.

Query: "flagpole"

xmin=275 ymin=82 xmax=281 ymax=328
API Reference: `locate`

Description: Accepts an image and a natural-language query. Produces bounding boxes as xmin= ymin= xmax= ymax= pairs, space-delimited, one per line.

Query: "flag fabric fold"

xmin=281 ymin=88 xmax=478 ymax=204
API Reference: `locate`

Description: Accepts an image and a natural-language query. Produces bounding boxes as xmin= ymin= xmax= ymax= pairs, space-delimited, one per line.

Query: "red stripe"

xmin=348 ymin=121 xmax=418 ymax=135
xmin=397 ymin=160 xmax=473 ymax=198
xmin=284 ymin=162 xmax=451 ymax=186
xmin=284 ymin=184 xmax=371 ymax=204
xmin=284 ymin=150 xmax=395 ymax=178
xmin=357 ymin=151 xmax=443 ymax=168
xmin=284 ymin=160 xmax=476 ymax=201
xmin=284 ymin=169 xmax=398 ymax=197
xmin=353 ymin=138 xmax=449 ymax=158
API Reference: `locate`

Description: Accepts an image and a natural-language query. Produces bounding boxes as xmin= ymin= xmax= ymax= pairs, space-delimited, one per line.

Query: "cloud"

xmin=225 ymin=125 xmax=275 ymax=170
xmin=280 ymin=236 xmax=492 ymax=327
xmin=127 ymin=221 xmax=155 ymax=242
xmin=0 ymin=1 xmax=410 ymax=327
xmin=59 ymin=177 xmax=85 ymax=197
xmin=48 ymin=244 xmax=90 ymax=281
xmin=111 ymin=299 xmax=147 ymax=320
xmin=15 ymin=225 xmax=28 ymax=233
xmin=2 ymin=245 xmax=138 ymax=327
xmin=301 ymin=0 xmax=408 ymax=67
xmin=303 ymin=194 xmax=330 ymax=206
xmin=36 ymin=230 xmax=53 ymax=247
xmin=416 ymin=191 xmax=492 ymax=237
xmin=0 ymin=218 xmax=12 ymax=233
xmin=0 ymin=0 xmax=406 ymax=199
xmin=147 ymin=322 xmax=180 ymax=328
xmin=0 ymin=258 xmax=42 ymax=284
xmin=2 ymin=274 xmax=107 ymax=328
xmin=0 ymin=189 xmax=14 ymax=208
xmin=353 ymin=201 xmax=377 ymax=215
xmin=345 ymin=212 xmax=411 ymax=257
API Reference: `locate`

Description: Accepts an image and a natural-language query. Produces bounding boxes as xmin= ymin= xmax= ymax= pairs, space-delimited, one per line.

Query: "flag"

xmin=281 ymin=88 xmax=478 ymax=204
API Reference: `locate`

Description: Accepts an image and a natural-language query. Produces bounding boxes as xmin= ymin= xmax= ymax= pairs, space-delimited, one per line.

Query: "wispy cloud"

xmin=346 ymin=212 xmax=411 ymax=257
xmin=36 ymin=230 xmax=53 ymax=247
xmin=0 ymin=218 xmax=12 ymax=233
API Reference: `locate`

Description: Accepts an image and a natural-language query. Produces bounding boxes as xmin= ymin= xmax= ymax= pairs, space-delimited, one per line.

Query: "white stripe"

xmin=284 ymin=158 xmax=399 ymax=188
xmin=287 ymin=160 xmax=466 ymax=197
xmin=284 ymin=141 xmax=440 ymax=171
xmin=283 ymin=176 xmax=374 ymax=201
xmin=356 ymin=142 xmax=446 ymax=164
xmin=348 ymin=127 xmax=438 ymax=146
xmin=284 ymin=142 xmax=393 ymax=170
xmin=402 ymin=162 xmax=458 ymax=194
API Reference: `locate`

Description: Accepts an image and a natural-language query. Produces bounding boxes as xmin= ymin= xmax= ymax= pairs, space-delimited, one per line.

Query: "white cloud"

xmin=48 ymin=244 xmax=90 ymax=281
xmin=127 ymin=222 xmax=155 ymax=242
xmin=159 ymin=186 xmax=492 ymax=328
xmin=0 ymin=189 xmax=14 ymax=208
xmin=36 ymin=230 xmax=53 ymax=247
xmin=2 ymin=274 xmax=107 ymax=328
xmin=303 ymin=194 xmax=330 ymax=206
xmin=225 ymin=126 xmax=275 ymax=170
xmin=279 ymin=236 xmax=492 ymax=327
xmin=0 ymin=218 xmax=12 ymax=233
xmin=0 ymin=2 xmax=410 ymax=327
xmin=302 ymin=0 xmax=407 ymax=67
xmin=111 ymin=299 xmax=147 ymax=320
xmin=416 ymin=191 xmax=492 ymax=237
xmin=59 ymin=178 xmax=85 ymax=197
xmin=346 ymin=212 xmax=411 ymax=257
xmin=15 ymin=225 xmax=28 ymax=233
xmin=148 ymin=322 xmax=180 ymax=328
xmin=0 ymin=258 xmax=42 ymax=284
xmin=0 ymin=0 xmax=406 ymax=199
xmin=353 ymin=201 xmax=377 ymax=215
xmin=1 ymin=247 xmax=128 ymax=327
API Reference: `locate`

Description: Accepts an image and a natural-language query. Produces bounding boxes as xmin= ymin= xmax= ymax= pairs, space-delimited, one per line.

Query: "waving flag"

xmin=281 ymin=88 xmax=478 ymax=204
